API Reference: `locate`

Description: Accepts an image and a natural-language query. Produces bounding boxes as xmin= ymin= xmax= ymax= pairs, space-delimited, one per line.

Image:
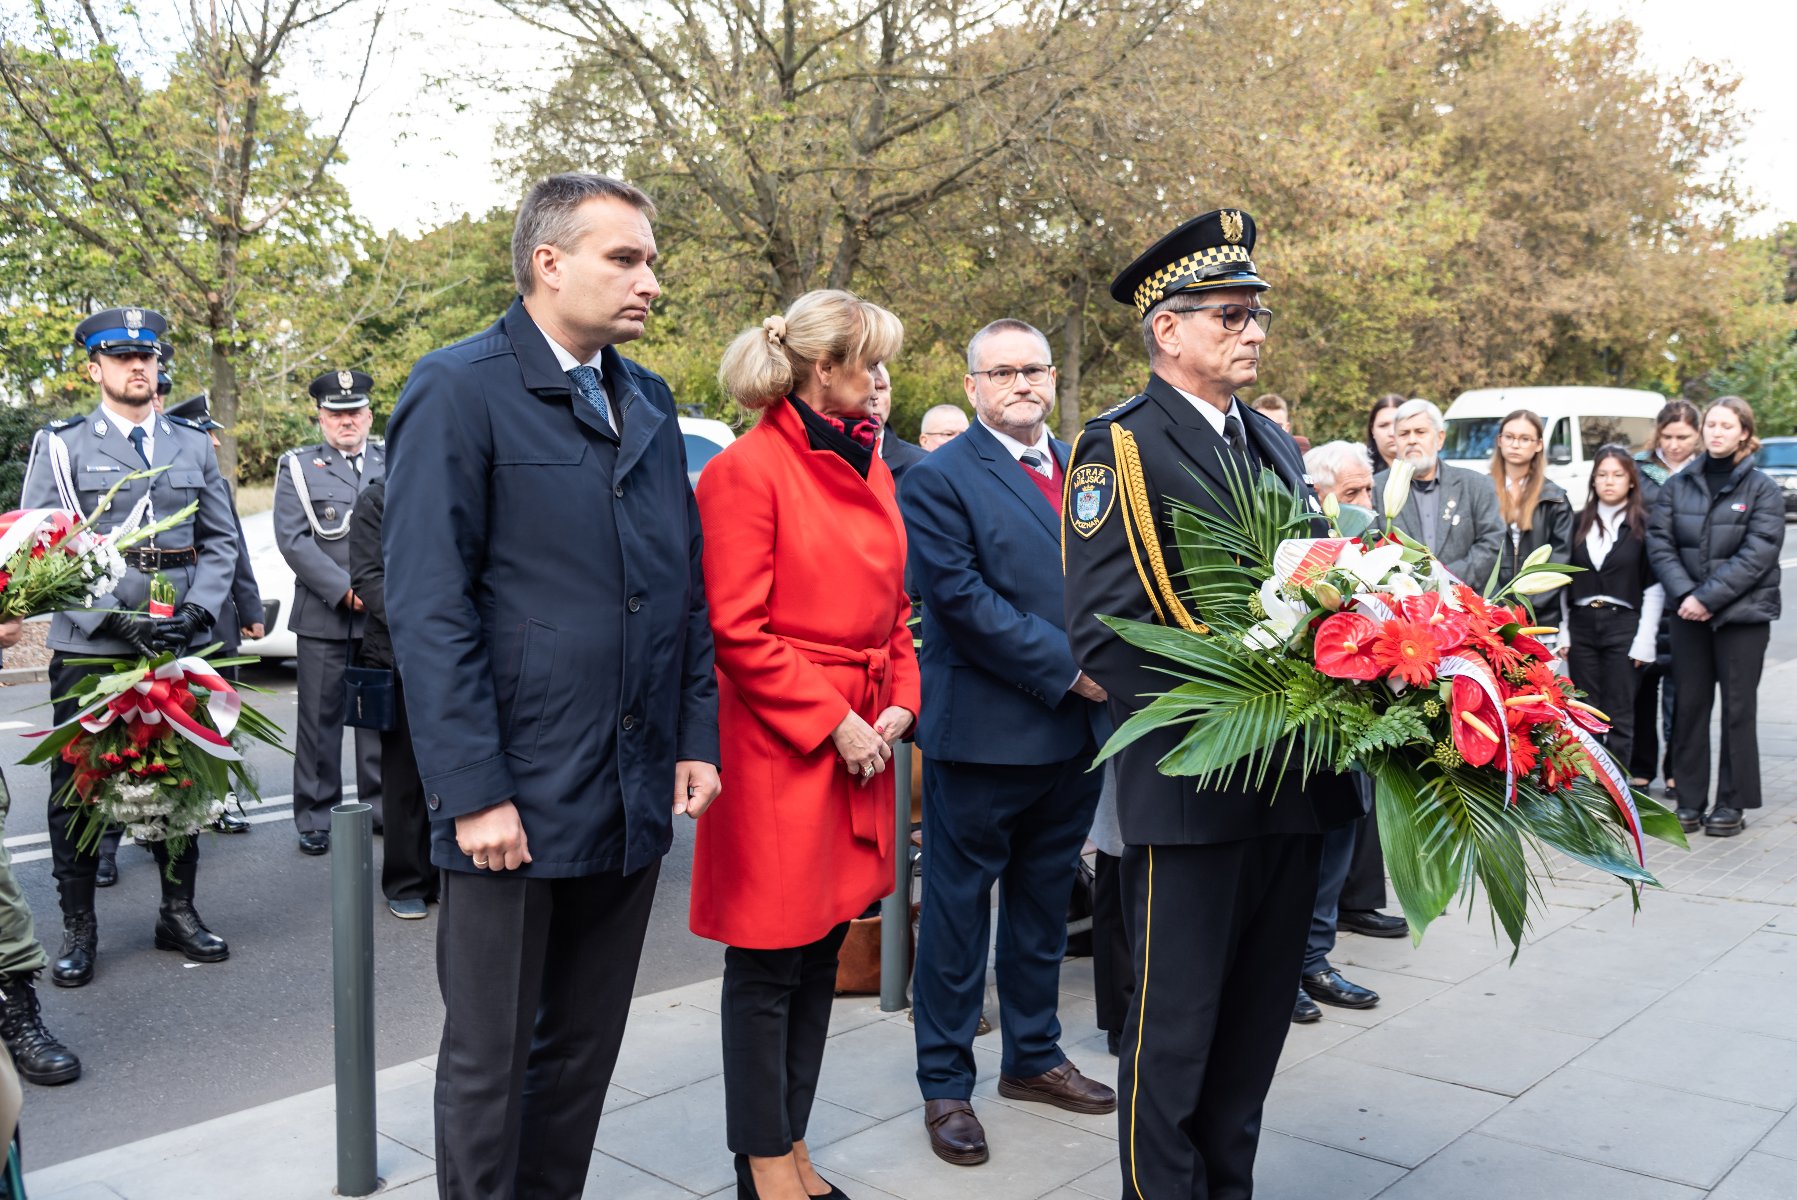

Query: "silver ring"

xmin=861 ymin=763 xmax=875 ymax=777
xmin=473 ymin=857 xmax=489 ymax=867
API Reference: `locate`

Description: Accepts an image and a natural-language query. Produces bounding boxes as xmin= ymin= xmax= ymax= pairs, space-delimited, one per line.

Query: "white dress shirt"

xmin=1578 ymin=500 xmax=1664 ymax=662
xmin=978 ymin=418 xmax=1055 ymax=471
xmin=1170 ymin=386 xmax=1245 ymax=437
xmin=105 ymin=405 xmax=157 ymax=464
xmin=539 ymin=327 xmax=616 ymax=432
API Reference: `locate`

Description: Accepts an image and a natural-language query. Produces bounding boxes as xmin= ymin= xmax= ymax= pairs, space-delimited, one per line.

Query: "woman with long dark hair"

xmin=1646 ymin=396 xmax=1783 ymax=837
xmin=1365 ymin=393 xmax=1405 ymax=471
xmin=1565 ymin=447 xmax=1663 ymax=773
xmin=1630 ymin=399 xmax=1701 ymax=795
xmin=1489 ymin=409 xmax=1572 ymax=604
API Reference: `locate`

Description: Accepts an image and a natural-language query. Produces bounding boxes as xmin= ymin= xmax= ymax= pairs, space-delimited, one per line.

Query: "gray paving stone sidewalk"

xmin=27 ymin=776 xmax=1797 ymax=1199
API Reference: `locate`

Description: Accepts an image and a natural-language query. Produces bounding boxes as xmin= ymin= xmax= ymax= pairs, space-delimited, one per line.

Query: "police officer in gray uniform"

xmin=275 ymin=369 xmax=385 ymax=856
xmin=21 ymin=306 xmax=238 ymax=988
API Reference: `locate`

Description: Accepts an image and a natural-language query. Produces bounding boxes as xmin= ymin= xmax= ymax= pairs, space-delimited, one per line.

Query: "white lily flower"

xmin=1383 ymin=457 xmax=1415 ymax=519
xmin=1387 ymin=572 xmax=1424 ymax=598
xmin=1335 ymin=539 xmax=1406 ymax=587
xmin=1512 ymin=571 xmax=1573 ymax=596
xmin=1321 ymin=493 xmax=1341 ymax=522
xmin=1244 ymin=578 xmax=1306 ymax=650
xmin=1522 ymin=542 xmax=1555 ymax=569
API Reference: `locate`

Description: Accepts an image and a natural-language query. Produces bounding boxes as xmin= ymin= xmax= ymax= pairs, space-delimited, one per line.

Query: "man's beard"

xmin=101 ymin=379 xmax=153 ymax=409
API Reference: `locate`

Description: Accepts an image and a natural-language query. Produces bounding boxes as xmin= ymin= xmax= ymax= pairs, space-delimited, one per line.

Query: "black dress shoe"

xmin=211 ymin=809 xmax=251 ymax=834
xmin=1675 ymin=807 xmax=1704 ymax=834
xmin=298 ymin=831 xmax=330 ymax=856
xmin=94 ymin=849 xmax=118 ymax=888
xmin=1302 ymin=967 xmax=1380 ymax=1009
xmin=1338 ymin=909 xmax=1408 ymax=938
xmin=1703 ymin=807 xmax=1745 ymax=837
xmin=1292 ymin=988 xmax=1321 ymax=1023
xmin=0 ymin=971 xmax=80 ymax=1085
xmin=153 ymin=899 xmax=229 ymax=963
xmin=732 ymin=1153 xmax=850 ymax=1200
xmin=52 ymin=911 xmax=97 ymax=989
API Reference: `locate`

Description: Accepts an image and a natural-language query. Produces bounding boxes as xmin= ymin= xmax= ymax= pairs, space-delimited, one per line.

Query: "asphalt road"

xmin=15 ymin=525 xmax=1797 ymax=1166
xmin=5 ymin=662 xmax=723 ymax=1167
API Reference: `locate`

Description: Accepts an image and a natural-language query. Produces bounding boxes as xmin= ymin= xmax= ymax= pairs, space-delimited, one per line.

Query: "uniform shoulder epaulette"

xmin=1086 ymin=392 xmax=1148 ymax=427
xmin=40 ymin=417 xmax=78 ymax=434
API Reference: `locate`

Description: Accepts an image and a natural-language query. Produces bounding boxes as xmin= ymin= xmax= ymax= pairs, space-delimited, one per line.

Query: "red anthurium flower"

xmin=1449 ymin=676 xmax=1503 ymax=767
xmin=1399 ymin=592 xmax=1471 ymax=652
xmin=1509 ymin=632 xmax=1555 ymax=663
xmin=1374 ymin=618 xmax=1442 ymax=686
xmin=1314 ymin=612 xmax=1383 ymax=681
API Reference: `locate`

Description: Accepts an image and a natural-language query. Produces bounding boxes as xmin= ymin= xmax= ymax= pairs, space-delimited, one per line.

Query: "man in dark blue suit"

xmin=900 ymin=319 xmax=1115 ymax=1167
xmin=383 ymin=173 xmax=721 ymax=1199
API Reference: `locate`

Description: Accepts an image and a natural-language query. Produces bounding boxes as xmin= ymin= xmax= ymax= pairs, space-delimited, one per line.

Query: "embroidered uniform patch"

xmin=1068 ymin=463 xmax=1117 ymax=539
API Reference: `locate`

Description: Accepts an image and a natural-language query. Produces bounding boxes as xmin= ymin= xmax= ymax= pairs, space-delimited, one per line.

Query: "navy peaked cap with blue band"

xmin=74 ymin=307 xmax=169 ymax=356
xmin=165 ymin=393 xmax=221 ymax=430
xmin=1110 ymin=209 xmax=1270 ymax=318
xmin=309 ymin=368 xmax=373 ymax=410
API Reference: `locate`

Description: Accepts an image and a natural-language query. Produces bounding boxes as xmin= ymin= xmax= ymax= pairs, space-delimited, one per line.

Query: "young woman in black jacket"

xmin=1645 ymin=397 xmax=1784 ymax=837
xmin=1490 ymin=409 xmax=1573 ymax=609
xmin=1565 ymin=447 xmax=1663 ymax=776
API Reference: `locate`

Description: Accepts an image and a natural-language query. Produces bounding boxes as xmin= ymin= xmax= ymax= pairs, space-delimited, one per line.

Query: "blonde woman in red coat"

xmin=693 ymin=289 xmax=919 ymax=1200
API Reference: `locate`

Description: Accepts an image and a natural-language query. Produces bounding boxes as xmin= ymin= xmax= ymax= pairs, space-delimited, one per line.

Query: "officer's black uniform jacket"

xmin=1062 ymin=374 xmax=1363 ymax=845
xmin=383 ymin=297 xmax=720 ymax=878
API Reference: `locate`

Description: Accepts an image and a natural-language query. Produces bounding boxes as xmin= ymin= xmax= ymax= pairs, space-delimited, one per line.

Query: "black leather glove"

xmin=100 ymin=611 xmax=158 ymax=657
xmin=150 ymin=603 xmax=213 ymax=655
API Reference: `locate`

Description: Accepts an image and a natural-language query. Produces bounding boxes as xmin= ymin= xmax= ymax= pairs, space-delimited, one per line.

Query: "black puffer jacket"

xmin=1645 ymin=454 xmax=1783 ymax=628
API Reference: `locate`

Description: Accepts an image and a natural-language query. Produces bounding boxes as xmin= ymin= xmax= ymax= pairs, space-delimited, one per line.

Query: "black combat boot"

xmin=0 ymin=971 xmax=80 ymax=1085
xmin=153 ymin=897 xmax=229 ymax=963
xmin=51 ymin=910 xmax=97 ymax=988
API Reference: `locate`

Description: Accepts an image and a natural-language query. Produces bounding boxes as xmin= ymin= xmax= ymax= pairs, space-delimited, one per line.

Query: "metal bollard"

xmin=331 ymin=802 xmax=379 ymax=1196
xmin=880 ymin=744 xmax=914 ymax=1012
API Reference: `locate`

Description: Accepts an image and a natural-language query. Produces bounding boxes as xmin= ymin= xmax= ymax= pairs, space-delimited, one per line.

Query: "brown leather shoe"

xmin=923 ymin=1098 xmax=988 ymax=1165
xmin=997 ymin=1060 xmax=1117 ymax=1115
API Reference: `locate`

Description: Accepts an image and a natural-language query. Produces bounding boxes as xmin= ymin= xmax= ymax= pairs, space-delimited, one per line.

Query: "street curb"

xmin=0 ymin=666 xmax=48 ymax=685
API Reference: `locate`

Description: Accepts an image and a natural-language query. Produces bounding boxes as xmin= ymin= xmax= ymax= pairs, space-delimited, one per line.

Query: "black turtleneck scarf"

xmin=1702 ymin=450 xmax=1736 ymax=494
xmin=790 ymin=395 xmax=874 ymax=479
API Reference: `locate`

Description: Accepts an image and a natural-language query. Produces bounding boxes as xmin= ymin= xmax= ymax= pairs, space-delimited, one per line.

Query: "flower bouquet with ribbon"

xmin=0 ymin=467 xmax=198 ymax=619
xmin=21 ymin=596 xmax=284 ymax=865
xmin=1095 ymin=461 xmax=1686 ymax=953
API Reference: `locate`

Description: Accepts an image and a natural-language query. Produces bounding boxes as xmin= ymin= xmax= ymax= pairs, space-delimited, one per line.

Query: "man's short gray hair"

xmin=1394 ymin=397 xmax=1445 ymax=432
xmin=1303 ymin=440 xmax=1373 ymax=492
xmin=1140 ymin=293 xmax=1214 ymax=360
xmin=920 ymin=403 xmax=967 ymax=430
xmin=511 ymin=173 xmax=657 ymax=295
xmin=966 ymin=319 xmax=1052 ymax=373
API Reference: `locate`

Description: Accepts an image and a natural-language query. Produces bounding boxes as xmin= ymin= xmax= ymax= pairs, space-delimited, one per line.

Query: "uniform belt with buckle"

xmin=124 ymin=547 xmax=198 ymax=571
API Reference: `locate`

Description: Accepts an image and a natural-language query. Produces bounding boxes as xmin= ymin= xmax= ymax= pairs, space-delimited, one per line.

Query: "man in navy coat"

xmin=383 ymin=174 xmax=721 ymax=1199
xmin=900 ymin=319 xmax=1116 ymax=1167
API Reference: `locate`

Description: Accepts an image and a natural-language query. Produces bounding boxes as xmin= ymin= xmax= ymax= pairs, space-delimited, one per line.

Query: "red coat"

xmin=689 ymin=399 xmax=921 ymax=949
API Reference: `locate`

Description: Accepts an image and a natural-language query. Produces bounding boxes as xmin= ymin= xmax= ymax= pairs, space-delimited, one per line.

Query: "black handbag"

xmin=342 ymin=664 xmax=395 ymax=731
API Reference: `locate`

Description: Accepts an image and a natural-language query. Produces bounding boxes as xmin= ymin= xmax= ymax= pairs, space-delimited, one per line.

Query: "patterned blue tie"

xmin=567 ymin=365 xmax=612 ymax=429
xmin=127 ymin=425 xmax=150 ymax=467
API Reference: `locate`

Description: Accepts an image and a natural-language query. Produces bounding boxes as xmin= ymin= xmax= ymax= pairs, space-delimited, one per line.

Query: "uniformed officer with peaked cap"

xmin=274 ymin=368 xmax=384 ymax=856
xmin=21 ymin=306 xmax=240 ymax=988
xmin=1060 ymin=212 xmax=1364 ymax=1198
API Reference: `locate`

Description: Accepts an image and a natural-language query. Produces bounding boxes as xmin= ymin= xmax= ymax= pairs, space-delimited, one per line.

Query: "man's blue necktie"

xmin=567 ymin=365 xmax=612 ymax=429
xmin=127 ymin=425 xmax=150 ymax=467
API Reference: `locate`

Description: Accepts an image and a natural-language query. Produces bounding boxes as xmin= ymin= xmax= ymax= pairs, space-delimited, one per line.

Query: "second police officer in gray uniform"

xmin=275 ymin=370 xmax=385 ymax=856
xmin=22 ymin=307 xmax=239 ymax=988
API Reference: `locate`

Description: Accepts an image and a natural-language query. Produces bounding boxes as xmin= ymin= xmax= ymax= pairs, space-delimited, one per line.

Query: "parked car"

xmin=1440 ymin=386 xmax=1665 ymax=504
xmin=237 ymin=417 xmax=739 ymax=660
xmin=1755 ymin=436 xmax=1797 ymax=517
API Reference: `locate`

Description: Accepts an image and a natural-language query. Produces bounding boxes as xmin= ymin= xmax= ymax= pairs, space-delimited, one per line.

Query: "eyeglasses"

xmin=1499 ymin=433 xmax=1540 ymax=446
xmin=971 ymin=364 xmax=1053 ymax=389
xmin=1180 ymin=304 xmax=1275 ymax=334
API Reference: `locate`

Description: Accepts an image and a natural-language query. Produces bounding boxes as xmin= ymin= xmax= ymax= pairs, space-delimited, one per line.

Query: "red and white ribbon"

xmin=75 ymin=657 xmax=242 ymax=761
xmin=0 ymin=509 xmax=79 ymax=564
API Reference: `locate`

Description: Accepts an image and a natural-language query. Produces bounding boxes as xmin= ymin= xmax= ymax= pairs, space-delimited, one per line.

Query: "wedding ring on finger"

xmin=861 ymin=763 xmax=875 ymax=777
xmin=473 ymin=857 xmax=489 ymax=868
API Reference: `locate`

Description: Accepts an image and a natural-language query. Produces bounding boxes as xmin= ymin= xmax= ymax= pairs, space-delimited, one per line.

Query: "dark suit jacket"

xmin=1062 ymin=375 xmax=1363 ymax=845
xmin=383 ymin=297 xmax=719 ymax=877
xmin=900 ymin=422 xmax=1107 ymax=766
xmin=880 ymin=431 xmax=927 ymax=486
xmin=346 ymin=478 xmax=391 ymax=669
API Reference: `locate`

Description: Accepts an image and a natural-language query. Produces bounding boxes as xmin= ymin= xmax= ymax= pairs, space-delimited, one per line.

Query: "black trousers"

xmin=1091 ymin=850 xmax=1134 ymax=1037
xmin=1305 ymin=819 xmax=1356 ymax=974
xmin=433 ymin=862 xmax=660 ymax=1200
xmin=1567 ymin=605 xmax=1645 ymax=774
xmin=1629 ymin=662 xmax=1676 ymax=783
xmin=1669 ymin=618 xmax=1770 ymax=813
xmin=47 ymin=654 xmax=196 ymax=913
xmin=379 ymin=680 xmax=435 ymax=904
xmin=720 ymin=922 xmax=851 ymax=1157
xmin=1118 ymin=835 xmax=1322 ymax=1200
xmin=293 ymin=633 xmax=382 ymax=834
xmin=1338 ymin=772 xmax=1387 ymax=913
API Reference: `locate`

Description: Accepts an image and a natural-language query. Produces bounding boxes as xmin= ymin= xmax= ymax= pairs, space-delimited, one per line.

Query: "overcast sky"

xmin=175 ymin=0 xmax=1797 ymax=239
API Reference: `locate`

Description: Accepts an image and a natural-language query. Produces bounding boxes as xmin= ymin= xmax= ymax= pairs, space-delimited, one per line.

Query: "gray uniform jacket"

xmin=273 ymin=440 xmax=385 ymax=639
xmin=20 ymin=405 xmax=239 ymax=654
xmin=1374 ymin=460 xmax=1504 ymax=587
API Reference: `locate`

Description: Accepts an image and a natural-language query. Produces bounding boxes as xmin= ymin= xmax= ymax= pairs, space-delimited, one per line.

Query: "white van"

xmin=1440 ymin=386 xmax=1665 ymax=503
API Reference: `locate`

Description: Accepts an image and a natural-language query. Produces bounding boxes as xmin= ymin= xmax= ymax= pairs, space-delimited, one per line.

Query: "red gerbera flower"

xmin=1313 ymin=612 xmax=1383 ymax=681
xmin=1449 ymin=675 xmax=1503 ymax=767
xmin=1373 ymin=618 xmax=1442 ymax=686
xmin=1399 ymin=592 xmax=1471 ymax=653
